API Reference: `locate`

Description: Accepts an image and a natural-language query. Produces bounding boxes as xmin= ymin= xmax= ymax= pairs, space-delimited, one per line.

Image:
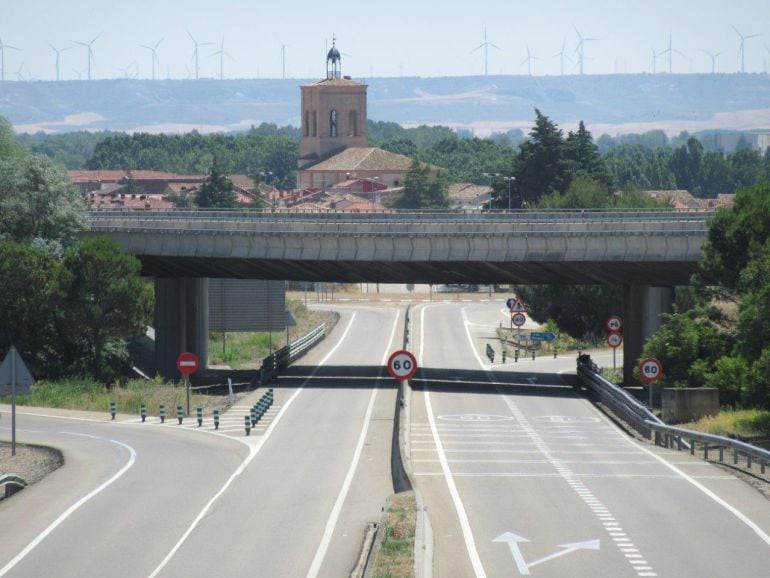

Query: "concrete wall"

xmin=662 ymin=388 xmax=719 ymax=423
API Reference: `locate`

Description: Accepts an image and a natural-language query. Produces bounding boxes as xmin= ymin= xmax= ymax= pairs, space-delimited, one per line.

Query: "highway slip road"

xmin=1 ymin=305 xmax=400 ymax=578
xmin=409 ymin=302 xmax=770 ymax=577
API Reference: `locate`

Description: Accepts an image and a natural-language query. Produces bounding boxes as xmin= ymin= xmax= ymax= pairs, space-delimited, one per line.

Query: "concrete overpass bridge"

xmin=87 ymin=209 xmax=712 ymax=381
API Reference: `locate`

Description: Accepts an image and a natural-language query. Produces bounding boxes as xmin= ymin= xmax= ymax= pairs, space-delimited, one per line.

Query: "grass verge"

xmin=368 ymin=492 xmax=416 ymax=578
xmin=682 ymin=409 xmax=770 ymax=439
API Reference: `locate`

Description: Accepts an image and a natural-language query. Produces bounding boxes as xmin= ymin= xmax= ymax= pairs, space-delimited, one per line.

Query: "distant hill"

xmin=2 ymin=73 xmax=769 ymax=136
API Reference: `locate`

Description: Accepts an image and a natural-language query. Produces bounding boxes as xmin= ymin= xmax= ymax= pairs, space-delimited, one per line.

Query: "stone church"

xmin=296 ymin=39 xmax=413 ymax=191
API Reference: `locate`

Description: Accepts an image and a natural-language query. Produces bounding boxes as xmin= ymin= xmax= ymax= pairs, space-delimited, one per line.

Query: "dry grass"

xmin=682 ymin=409 xmax=770 ymax=439
xmin=369 ymin=492 xmax=416 ymax=578
xmin=0 ymin=442 xmax=63 ymax=486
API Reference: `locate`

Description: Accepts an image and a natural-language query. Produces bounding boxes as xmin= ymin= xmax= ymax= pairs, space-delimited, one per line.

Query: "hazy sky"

xmin=3 ymin=0 xmax=769 ymax=81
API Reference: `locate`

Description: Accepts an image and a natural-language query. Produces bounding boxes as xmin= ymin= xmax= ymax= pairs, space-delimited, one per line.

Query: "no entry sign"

xmin=177 ymin=352 xmax=200 ymax=376
xmin=387 ymin=350 xmax=418 ymax=381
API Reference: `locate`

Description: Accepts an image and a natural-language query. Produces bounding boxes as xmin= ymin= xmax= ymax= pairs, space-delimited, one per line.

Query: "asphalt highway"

xmin=1 ymin=306 xmax=400 ymax=578
xmin=409 ymin=301 xmax=770 ymax=577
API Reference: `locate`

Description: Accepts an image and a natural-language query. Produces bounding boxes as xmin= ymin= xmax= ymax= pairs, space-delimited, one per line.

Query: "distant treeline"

xmin=15 ymin=118 xmax=770 ymax=196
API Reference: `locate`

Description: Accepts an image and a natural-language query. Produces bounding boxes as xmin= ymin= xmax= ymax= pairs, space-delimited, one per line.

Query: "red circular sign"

xmin=512 ymin=312 xmax=527 ymax=327
xmin=177 ymin=352 xmax=200 ymax=375
xmin=639 ymin=357 xmax=662 ymax=383
xmin=387 ymin=350 xmax=418 ymax=381
xmin=606 ymin=315 xmax=623 ymax=332
xmin=606 ymin=332 xmax=623 ymax=348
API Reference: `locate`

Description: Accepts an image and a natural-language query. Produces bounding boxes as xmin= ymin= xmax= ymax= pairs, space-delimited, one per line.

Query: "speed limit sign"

xmin=639 ymin=357 xmax=662 ymax=382
xmin=606 ymin=332 xmax=623 ymax=348
xmin=606 ymin=315 xmax=623 ymax=332
xmin=511 ymin=312 xmax=527 ymax=327
xmin=387 ymin=350 xmax=418 ymax=381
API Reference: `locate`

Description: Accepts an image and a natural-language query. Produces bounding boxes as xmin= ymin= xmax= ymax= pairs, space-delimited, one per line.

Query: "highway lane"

xmin=1 ymin=305 xmax=401 ymax=578
xmin=144 ymin=306 xmax=401 ymax=578
xmin=0 ymin=410 xmax=247 ymax=578
xmin=410 ymin=301 xmax=770 ymax=577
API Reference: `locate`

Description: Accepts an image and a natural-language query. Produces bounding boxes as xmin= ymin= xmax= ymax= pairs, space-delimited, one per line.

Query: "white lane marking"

xmin=420 ymin=304 xmax=487 ymax=578
xmin=0 ymin=434 xmax=137 ymax=577
xmin=306 ymin=309 xmax=400 ymax=578
xmin=149 ymin=312 xmax=359 ymax=578
xmin=581 ymin=399 xmax=770 ymax=547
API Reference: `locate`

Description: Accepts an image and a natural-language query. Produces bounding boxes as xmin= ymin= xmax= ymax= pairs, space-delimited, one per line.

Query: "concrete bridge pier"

xmin=623 ymin=286 xmax=674 ymax=386
xmin=154 ymin=278 xmax=209 ymax=380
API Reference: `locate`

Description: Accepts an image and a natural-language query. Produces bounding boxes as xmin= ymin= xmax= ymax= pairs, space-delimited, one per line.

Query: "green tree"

xmin=564 ymin=121 xmax=612 ymax=189
xmin=390 ymin=159 xmax=449 ymax=209
xmin=195 ymin=159 xmax=239 ymax=208
xmin=0 ymin=116 xmax=24 ymax=159
xmin=61 ymin=238 xmax=153 ymax=382
xmin=0 ymin=154 xmax=86 ymax=252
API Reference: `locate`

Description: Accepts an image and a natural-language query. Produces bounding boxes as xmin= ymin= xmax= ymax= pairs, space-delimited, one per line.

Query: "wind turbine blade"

xmin=488 ymin=42 xmax=502 ymax=51
xmin=470 ymin=43 xmax=485 ymax=54
xmin=574 ymin=25 xmax=583 ymax=40
xmin=731 ymin=24 xmax=743 ymax=39
xmin=155 ymin=39 xmax=164 ymax=50
xmin=745 ymin=34 xmax=761 ymax=40
xmin=90 ymin=32 xmax=102 ymax=45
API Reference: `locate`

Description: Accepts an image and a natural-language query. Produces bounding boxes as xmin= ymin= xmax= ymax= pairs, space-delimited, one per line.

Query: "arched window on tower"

xmin=348 ymin=110 xmax=358 ymax=137
xmin=312 ymin=111 xmax=317 ymax=137
xmin=304 ymin=110 xmax=310 ymax=137
xmin=330 ymin=109 xmax=338 ymax=137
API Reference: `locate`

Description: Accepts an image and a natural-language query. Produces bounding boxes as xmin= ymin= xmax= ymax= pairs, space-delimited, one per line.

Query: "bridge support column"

xmin=154 ymin=278 xmax=209 ymax=380
xmin=623 ymin=286 xmax=674 ymax=385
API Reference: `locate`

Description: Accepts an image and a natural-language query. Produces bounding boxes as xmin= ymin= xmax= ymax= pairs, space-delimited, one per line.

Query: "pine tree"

xmin=195 ymin=159 xmax=239 ymax=208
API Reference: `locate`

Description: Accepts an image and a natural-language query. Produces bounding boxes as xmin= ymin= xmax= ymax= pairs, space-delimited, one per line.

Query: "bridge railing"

xmin=259 ymin=323 xmax=326 ymax=384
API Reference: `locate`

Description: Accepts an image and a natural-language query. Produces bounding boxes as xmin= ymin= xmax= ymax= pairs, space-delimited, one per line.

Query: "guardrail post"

xmin=514 ymin=350 xmax=519 ymax=363
xmin=704 ymin=443 xmax=709 ymax=460
xmin=177 ymin=405 xmax=184 ymax=425
xmin=532 ymin=350 xmax=536 ymax=361
xmin=196 ymin=407 xmax=203 ymax=427
xmin=677 ymin=437 xmax=683 ymax=451
xmin=140 ymin=403 xmax=147 ymax=423
xmin=654 ymin=431 xmax=660 ymax=446
xmin=109 ymin=401 xmax=116 ymax=420
xmin=160 ymin=404 xmax=166 ymax=424
xmin=762 ymin=461 xmax=766 ymax=475
xmin=734 ymin=449 xmax=739 ymax=465
xmin=213 ymin=409 xmax=220 ymax=430
xmin=748 ymin=455 xmax=753 ymax=469
xmin=244 ymin=415 xmax=251 ymax=436
xmin=502 ymin=350 xmax=506 ymax=363
xmin=690 ymin=439 xmax=695 ymax=455
xmin=719 ymin=447 xmax=724 ymax=462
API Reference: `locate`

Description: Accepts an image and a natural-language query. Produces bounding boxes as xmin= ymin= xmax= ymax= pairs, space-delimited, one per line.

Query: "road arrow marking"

xmin=493 ymin=533 xmax=600 ymax=575
xmin=493 ymin=532 xmax=531 ymax=575
xmin=527 ymin=539 xmax=600 ymax=569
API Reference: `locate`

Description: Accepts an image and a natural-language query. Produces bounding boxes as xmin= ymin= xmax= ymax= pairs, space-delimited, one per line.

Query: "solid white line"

xmin=420 ymin=304 xmax=487 ymax=578
xmin=148 ymin=312 xmax=359 ymax=578
xmin=0 ymin=434 xmax=137 ymax=577
xmin=306 ymin=309 xmax=400 ymax=578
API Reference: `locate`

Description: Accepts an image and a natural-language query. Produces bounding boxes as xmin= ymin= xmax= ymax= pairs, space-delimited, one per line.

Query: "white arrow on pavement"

xmin=493 ymin=533 xmax=600 ymax=575
xmin=527 ymin=539 xmax=600 ymax=569
xmin=493 ymin=532 xmax=531 ymax=575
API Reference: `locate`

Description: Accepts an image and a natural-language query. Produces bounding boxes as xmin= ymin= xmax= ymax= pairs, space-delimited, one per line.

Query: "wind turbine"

xmin=650 ymin=46 xmax=660 ymax=73
xmin=573 ymin=27 xmax=597 ymax=75
xmin=731 ymin=25 xmax=760 ymax=73
xmin=211 ymin=35 xmax=234 ymax=80
xmin=657 ymin=33 xmax=684 ymax=74
xmin=141 ymin=38 xmax=163 ymax=80
xmin=470 ymin=25 xmax=501 ymax=76
xmin=48 ymin=43 xmax=71 ymax=81
xmin=553 ymin=39 xmax=570 ymax=76
xmin=73 ymin=34 xmax=101 ymax=80
xmin=0 ymin=37 xmax=20 ymax=82
xmin=188 ymin=32 xmax=213 ymax=80
xmin=520 ymin=44 xmax=540 ymax=76
xmin=280 ymin=42 xmax=288 ymax=79
xmin=702 ymin=49 xmax=721 ymax=74
xmin=13 ymin=63 xmax=24 ymax=81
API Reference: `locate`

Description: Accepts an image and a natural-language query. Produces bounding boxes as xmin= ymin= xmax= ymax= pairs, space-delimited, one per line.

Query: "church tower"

xmin=299 ymin=37 xmax=368 ymax=168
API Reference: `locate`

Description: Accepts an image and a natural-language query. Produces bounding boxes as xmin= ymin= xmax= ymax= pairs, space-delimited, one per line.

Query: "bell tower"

xmin=299 ymin=36 xmax=368 ymax=168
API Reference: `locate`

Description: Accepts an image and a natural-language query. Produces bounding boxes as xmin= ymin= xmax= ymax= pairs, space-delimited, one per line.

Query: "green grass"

xmin=0 ymin=376 xmax=227 ymax=416
xmin=369 ymin=492 xmax=416 ymax=578
xmin=683 ymin=409 xmax=770 ymax=438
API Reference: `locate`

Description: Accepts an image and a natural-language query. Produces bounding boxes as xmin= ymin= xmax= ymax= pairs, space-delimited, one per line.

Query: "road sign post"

xmin=387 ymin=350 xmax=418 ymax=382
xmin=0 ymin=346 xmax=35 ymax=456
xmin=639 ymin=357 xmax=663 ymax=408
xmin=177 ymin=352 xmax=200 ymax=416
xmin=606 ymin=332 xmax=623 ymax=371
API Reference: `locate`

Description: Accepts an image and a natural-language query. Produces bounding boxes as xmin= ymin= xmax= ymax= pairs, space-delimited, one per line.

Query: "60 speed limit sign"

xmin=387 ymin=350 xmax=418 ymax=381
xmin=639 ymin=357 xmax=663 ymax=382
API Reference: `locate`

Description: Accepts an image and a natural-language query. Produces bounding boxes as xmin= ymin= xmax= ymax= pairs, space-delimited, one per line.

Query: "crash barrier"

xmin=576 ymin=354 xmax=664 ymax=439
xmin=647 ymin=420 xmax=770 ymax=477
xmin=244 ymin=388 xmax=274 ymax=435
xmin=0 ymin=474 xmax=27 ymax=500
xmin=260 ymin=324 xmax=326 ymax=384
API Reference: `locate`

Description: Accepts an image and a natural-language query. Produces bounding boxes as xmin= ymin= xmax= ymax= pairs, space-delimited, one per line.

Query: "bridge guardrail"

xmin=0 ymin=473 xmax=27 ymax=499
xmin=259 ymin=323 xmax=326 ymax=384
xmin=576 ymin=354 xmax=664 ymax=438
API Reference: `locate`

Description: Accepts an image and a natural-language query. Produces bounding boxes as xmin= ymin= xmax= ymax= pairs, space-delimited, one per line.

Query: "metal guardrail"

xmin=577 ymin=355 xmax=770 ymax=476
xmin=646 ymin=421 xmax=770 ymax=475
xmin=0 ymin=473 xmax=27 ymax=499
xmin=259 ymin=323 xmax=326 ymax=384
xmin=576 ymin=354 xmax=664 ymax=438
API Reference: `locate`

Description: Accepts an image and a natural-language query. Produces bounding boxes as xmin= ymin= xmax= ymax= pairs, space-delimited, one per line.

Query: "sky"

xmin=2 ymin=0 xmax=769 ymax=81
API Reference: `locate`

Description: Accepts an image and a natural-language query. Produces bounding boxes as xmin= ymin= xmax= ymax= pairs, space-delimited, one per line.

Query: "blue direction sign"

xmin=530 ymin=332 xmax=557 ymax=342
